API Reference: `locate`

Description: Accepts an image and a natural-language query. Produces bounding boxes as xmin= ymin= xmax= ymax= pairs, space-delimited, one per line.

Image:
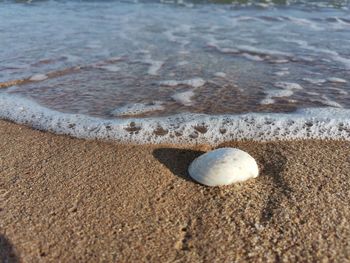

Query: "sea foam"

xmin=171 ymin=90 xmax=195 ymax=106
xmin=274 ymin=82 xmax=303 ymax=90
xmin=303 ymin=78 xmax=326 ymax=85
xmin=111 ymin=102 xmax=164 ymax=116
xmin=160 ymin=78 xmax=206 ymax=88
xmin=260 ymin=89 xmax=294 ymax=105
xmin=98 ymin=65 xmax=121 ymax=72
xmin=1 ymin=93 xmax=350 ymax=145
xmin=29 ymin=74 xmax=48 ymax=81
xmin=327 ymin=77 xmax=347 ymax=83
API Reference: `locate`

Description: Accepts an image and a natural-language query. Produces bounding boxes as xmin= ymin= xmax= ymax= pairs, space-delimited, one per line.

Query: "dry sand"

xmin=0 ymin=119 xmax=350 ymax=262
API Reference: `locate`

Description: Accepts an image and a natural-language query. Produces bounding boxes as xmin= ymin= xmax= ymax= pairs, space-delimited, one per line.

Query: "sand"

xmin=0 ymin=119 xmax=350 ymax=262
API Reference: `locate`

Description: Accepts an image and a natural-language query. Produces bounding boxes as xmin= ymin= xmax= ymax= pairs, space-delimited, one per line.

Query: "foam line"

xmin=1 ymin=93 xmax=350 ymax=145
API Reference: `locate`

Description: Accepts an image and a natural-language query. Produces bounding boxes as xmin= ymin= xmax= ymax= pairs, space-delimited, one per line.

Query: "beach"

xmin=1 ymin=119 xmax=349 ymax=262
xmin=1 ymin=0 xmax=350 ymax=262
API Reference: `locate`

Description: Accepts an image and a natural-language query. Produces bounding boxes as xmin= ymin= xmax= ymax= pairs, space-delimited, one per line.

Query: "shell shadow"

xmin=0 ymin=234 xmax=20 ymax=263
xmin=152 ymin=148 xmax=205 ymax=183
xmin=259 ymin=147 xmax=292 ymax=224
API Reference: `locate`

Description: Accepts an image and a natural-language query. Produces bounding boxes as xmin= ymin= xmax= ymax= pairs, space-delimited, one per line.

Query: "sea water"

xmin=1 ymin=0 xmax=350 ymax=143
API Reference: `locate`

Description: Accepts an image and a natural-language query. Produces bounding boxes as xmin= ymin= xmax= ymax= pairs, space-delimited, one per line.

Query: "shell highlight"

xmin=188 ymin=148 xmax=259 ymax=186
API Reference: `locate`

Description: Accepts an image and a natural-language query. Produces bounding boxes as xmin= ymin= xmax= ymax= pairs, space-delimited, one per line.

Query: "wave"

xmin=1 ymin=93 xmax=350 ymax=144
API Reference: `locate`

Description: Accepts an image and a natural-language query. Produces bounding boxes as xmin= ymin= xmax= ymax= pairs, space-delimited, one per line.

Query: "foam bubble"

xmin=306 ymin=91 xmax=320 ymax=96
xmin=137 ymin=54 xmax=164 ymax=76
xmin=254 ymin=3 xmax=271 ymax=8
xmin=160 ymin=78 xmax=205 ymax=88
xmin=111 ymin=102 xmax=164 ymax=116
xmin=214 ymin=72 xmax=226 ymax=78
xmin=242 ymin=53 xmax=264 ymax=61
xmin=331 ymin=88 xmax=348 ymax=95
xmin=236 ymin=45 xmax=293 ymax=58
xmin=260 ymin=98 xmax=275 ymax=105
xmin=146 ymin=60 xmax=163 ymax=75
xmin=163 ymin=26 xmax=191 ymax=47
xmin=270 ymin=59 xmax=289 ymax=64
xmin=1 ymin=94 xmax=350 ymax=144
xmin=171 ymin=90 xmax=195 ymax=106
xmin=29 ymin=74 xmax=48 ymax=81
xmin=184 ymin=78 xmax=206 ymax=88
xmin=318 ymin=96 xmax=342 ymax=108
xmin=298 ymin=56 xmax=315 ymax=62
xmin=210 ymin=44 xmax=293 ymax=64
xmin=177 ymin=61 xmax=189 ymax=66
xmin=260 ymin=89 xmax=294 ymax=105
xmin=215 ymin=47 xmax=239 ymax=54
xmin=331 ymin=55 xmax=350 ymax=69
xmin=86 ymin=41 xmax=102 ymax=49
xmin=274 ymin=70 xmax=290 ymax=77
xmin=303 ymin=78 xmax=326 ymax=85
xmin=274 ymin=82 xmax=303 ymax=90
xmin=99 ymin=65 xmax=120 ymax=72
xmin=327 ymin=77 xmax=347 ymax=83
xmin=308 ymin=47 xmax=338 ymax=56
xmin=160 ymin=80 xmax=178 ymax=87
xmin=108 ymin=56 xmax=124 ymax=62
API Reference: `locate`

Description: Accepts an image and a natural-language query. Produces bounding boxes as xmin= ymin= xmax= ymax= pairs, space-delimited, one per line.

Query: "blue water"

xmin=1 ymin=0 xmax=349 ymax=118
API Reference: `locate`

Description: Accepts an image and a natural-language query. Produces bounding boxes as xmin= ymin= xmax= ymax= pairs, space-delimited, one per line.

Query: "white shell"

xmin=188 ymin=148 xmax=259 ymax=186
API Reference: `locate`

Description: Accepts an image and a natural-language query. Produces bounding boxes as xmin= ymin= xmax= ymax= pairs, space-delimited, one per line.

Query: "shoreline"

xmin=1 ymin=93 xmax=350 ymax=145
xmin=1 ymin=120 xmax=350 ymax=262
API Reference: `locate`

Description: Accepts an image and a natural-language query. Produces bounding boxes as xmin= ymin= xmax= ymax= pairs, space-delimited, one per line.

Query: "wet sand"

xmin=0 ymin=119 xmax=350 ymax=262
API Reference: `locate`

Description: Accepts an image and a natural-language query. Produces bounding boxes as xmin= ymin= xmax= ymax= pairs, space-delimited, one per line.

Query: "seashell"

xmin=188 ymin=148 xmax=259 ymax=186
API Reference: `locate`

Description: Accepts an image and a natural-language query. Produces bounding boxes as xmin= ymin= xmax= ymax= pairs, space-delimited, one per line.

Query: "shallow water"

xmin=1 ymin=0 xmax=349 ymax=118
xmin=1 ymin=0 xmax=350 ymax=143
